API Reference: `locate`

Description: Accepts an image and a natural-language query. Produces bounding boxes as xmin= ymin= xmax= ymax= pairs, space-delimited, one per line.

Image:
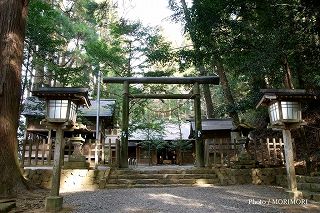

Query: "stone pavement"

xmin=63 ymin=184 xmax=320 ymax=213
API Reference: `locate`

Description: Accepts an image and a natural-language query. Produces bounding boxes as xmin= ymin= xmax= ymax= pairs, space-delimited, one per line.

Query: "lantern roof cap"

xmin=32 ymin=87 xmax=91 ymax=108
xmin=256 ymin=89 xmax=318 ymax=108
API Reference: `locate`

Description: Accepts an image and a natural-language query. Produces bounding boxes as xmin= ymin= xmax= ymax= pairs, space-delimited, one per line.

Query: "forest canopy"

xmin=20 ymin=0 xmax=320 ymax=129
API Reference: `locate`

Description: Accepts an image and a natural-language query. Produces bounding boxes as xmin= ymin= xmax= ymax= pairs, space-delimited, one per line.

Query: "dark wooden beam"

xmin=128 ymin=94 xmax=195 ymax=99
xmin=104 ymin=76 xmax=219 ymax=85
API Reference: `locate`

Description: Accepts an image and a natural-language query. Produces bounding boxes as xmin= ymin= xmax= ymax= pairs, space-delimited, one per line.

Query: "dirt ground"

xmin=9 ymin=188 xmax=48 ymax=212
xmin=9 ymin=188 xmax=73 ymax=213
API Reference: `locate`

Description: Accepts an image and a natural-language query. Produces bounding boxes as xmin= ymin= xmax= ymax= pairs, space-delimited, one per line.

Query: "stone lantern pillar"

xmin=32 ymin=87 xmax=90 ymax=212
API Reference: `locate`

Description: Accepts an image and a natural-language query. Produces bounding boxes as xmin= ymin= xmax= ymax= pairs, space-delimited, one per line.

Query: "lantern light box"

xmin=32 ymin=87 xmax=90 ymax=124
xmin=47 ymin=99 xmax=78 ymax=123
xmin=256 ymin=89 xmax=317 ymax=128
xmin=268 ymin=101 xmax=301 ymax=125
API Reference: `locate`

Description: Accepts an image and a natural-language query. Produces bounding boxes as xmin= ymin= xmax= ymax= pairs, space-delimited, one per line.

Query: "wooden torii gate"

xmin=103 ymin=76 xmax=220 ymax=168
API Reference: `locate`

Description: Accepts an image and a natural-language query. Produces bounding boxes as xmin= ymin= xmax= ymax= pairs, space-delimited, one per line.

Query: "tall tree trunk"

xmin=282 ymin=54 xmax=294 ymax=89
xmin=0 ymin=0 xmax=29 ymax=198
xmin=26 ymin=57 xmax=34 ymax=97
xmin=199 ymin=66 xmax=214 ymax=118
xmin=32 ymin=54 xmax=44 ymax=90
xmin=202 ymin=84 xmax=214 ymax=118
xmin=215 ymin=62 xmax=240 ymax=126
xmin=59 ymin=52 xmax=68 ymax=86
xmin=127 ymin=40 xmax=132 ymax=77
xmin=180 ymin=0 xmax=193 ymax=39
xmin=180 ymin=0 xmax=215 ymax=118
xmin=176 ymin=107 xmax=183 ymax=165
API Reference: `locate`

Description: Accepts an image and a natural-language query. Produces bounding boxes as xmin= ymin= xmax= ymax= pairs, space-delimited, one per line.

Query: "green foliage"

xmin=84 ymin=38 xmax=124 ymax=70
xmin=24 ymin=0 xmax=125 ymax=90
xmin=167 ymin=0 xmax=320 ymax=127
xmin=144 ymin=34 xmax=175 ymax=66
xmin=132 ymin=109 xmax=166 ymax=152
xmin=139 ymin=139 xmax=167 ymax=152
xmin=190 ymin=0 xmax=320 ymax=88
xmin=24 ymin=0 xmax=185 ymax=133
xmin=130 ymin=108 xmax=165 ymax=138
xmin=26 ymin=0 xmax=67 ymax=53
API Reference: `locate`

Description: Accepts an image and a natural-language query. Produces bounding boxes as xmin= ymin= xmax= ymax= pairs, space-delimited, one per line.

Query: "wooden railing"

xmin=249 ymin=138 xmax=293 ymax=166
xmin=104 ymin=135 xmax=118 ymax=165
xmin=20 ymin=132 xmax=119 ymax=168
xmin=21 ymin=132 xmax=289 ymax=168
xmin=205 ymin=138 xmax=246 ymax=167
xmin=205 ymin=137 xmax=292 ymax=167
xmin=21 ymin=133 xmax=53 ymax=167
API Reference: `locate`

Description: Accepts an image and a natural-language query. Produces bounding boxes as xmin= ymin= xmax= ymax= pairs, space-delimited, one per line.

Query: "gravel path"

xmin=63 ymin=185 xmax=320 ymax=213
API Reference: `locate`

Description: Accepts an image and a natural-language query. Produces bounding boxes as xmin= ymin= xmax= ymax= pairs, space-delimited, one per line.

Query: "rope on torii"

xmin=106 ymin=89 xmax=193 ymax=114
xmin=129 ymin=88 xmax=194 ymax=114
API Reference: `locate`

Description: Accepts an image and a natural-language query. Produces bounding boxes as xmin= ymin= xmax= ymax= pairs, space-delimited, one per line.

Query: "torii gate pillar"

xmin=120 ymin=81 xmax=129 ymax=168
xmin=193 ymin=82 xmax=204 ymax=167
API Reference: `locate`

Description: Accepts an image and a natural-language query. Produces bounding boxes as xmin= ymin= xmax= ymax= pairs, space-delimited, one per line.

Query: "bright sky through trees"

xmin=117 ymin=0 xmax=185 ymax=46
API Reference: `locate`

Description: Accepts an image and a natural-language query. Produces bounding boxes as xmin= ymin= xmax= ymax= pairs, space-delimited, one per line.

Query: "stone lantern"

xmin=64 ymin=134 xmax=89 ymax=169
xmin=70 ymin=135 xmax=86 ymax=161
xmin=257 ymin=89 xmax=316 ymax=198
xmin=32 ymin=87 xmax=90 ymax=212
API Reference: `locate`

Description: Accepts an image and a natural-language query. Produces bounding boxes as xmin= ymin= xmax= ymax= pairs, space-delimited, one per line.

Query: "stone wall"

xmin=276 ymin=175 xmax=320 ymax=202
xmin=23 ymin=169 xmax=53 ymax=188
xmin=24 ymin=167 xmax=287 ymax=191
xmin=213 ymin=167 xmax=287 ymax=185
xmin=23 ymin=168 xmax=111 ymax=193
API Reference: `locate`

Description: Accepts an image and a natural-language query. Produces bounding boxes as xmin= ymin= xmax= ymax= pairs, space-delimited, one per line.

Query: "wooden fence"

xmin=206 ymin=137 xmax=292 ymax=167
xmin=21 ymin=132 xmax=113 ymax=168
xmin=21 ymin=133 xmax=51 ymax=167
xmin=21 ymin=132 xmax=291 ymax=168
xmin=105 ymin=135 xmax=118 ymax=165
xmin=205 ymin=138 xmax=246 ymax=167
xmin=250 ymin=138 xmax=296 ymax=166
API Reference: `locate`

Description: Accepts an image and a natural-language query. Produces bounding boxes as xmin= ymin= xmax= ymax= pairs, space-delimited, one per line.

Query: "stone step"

xmin=113 ymin=168 xmax=215 ymax=175
xmin=108 ymin=178 xmax=219 ymax=185
xmin=106 ymin=168 xmax=220 ymax=188
xmin=109 ymin=173 xmax=218 ymax=180
xmin=105 ymin=182 xmax=219 ymax=189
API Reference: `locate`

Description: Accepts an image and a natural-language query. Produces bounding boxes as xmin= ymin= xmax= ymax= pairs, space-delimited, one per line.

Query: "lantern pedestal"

xmin=45 ymin=125 xmax=65 ymax=211
xmin=45 ymin=196 xmax=63 ymax=212
xmin=286 ymin=190 xmax=303 ymax=199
